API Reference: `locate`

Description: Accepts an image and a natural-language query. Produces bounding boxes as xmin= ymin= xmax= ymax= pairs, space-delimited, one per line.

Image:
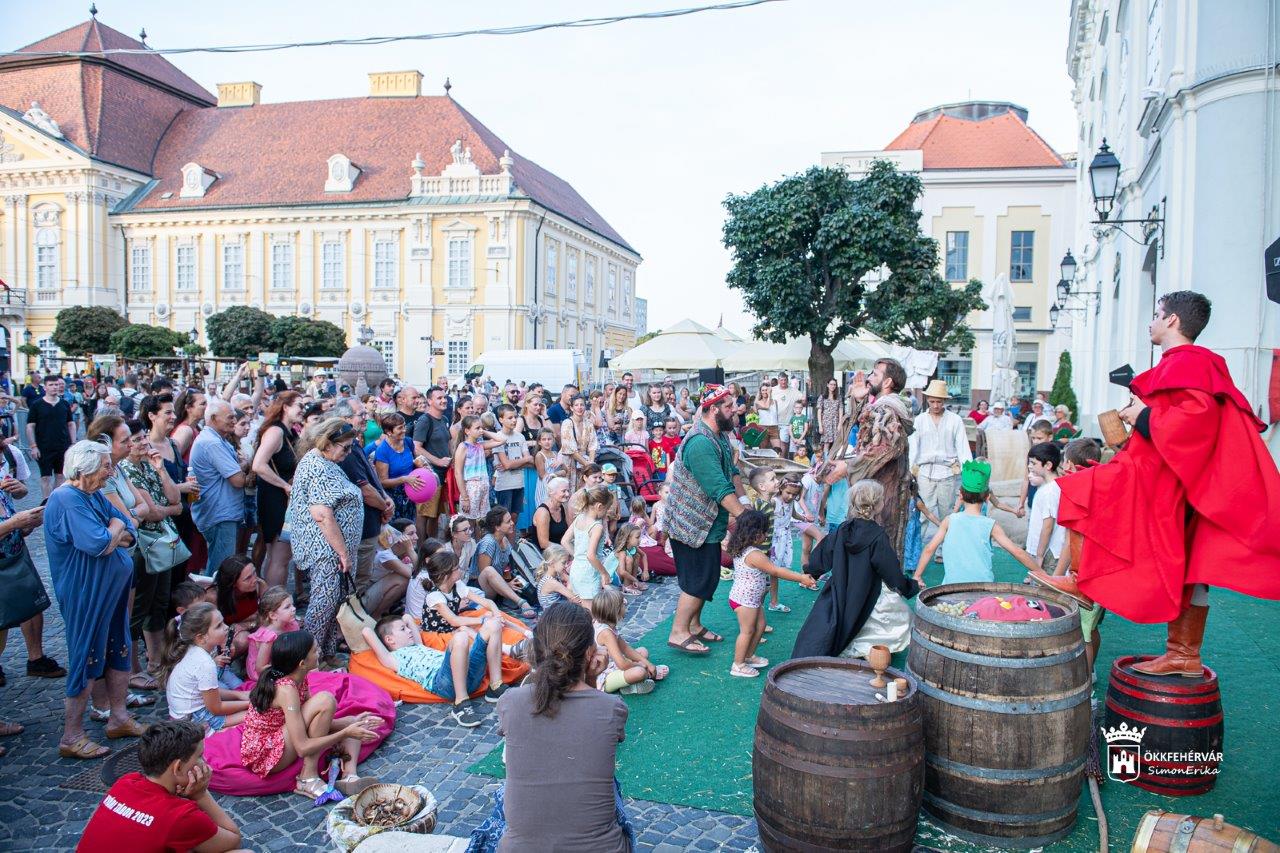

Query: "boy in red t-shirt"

xmin=657 ymin=417 xmax=683 ymax=465
xmin=79 ymin=720 xmax=242 ymax=853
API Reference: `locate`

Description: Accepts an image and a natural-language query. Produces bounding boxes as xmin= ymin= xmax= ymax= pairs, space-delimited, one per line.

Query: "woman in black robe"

xmin=792 ymin=480 xmax=919 ymax=659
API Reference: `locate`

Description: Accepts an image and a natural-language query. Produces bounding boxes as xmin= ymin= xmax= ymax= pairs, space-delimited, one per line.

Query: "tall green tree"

xmin=108 ymin=324 xmax=188 ymax=360
xmin=867 ymin=276 xmax=987 ymax=353
xmin=52 ymin=306 xmax=129 ymax=357
xmin=206 ymin=306 xmax=275 ymax=359
xmin=270 ymin=316 xmax=347 ymax=358
xmin=1049 ymin=351 xmax=1080 ymax=420
xmin=723 ymin=161 xmax=980 ymax=390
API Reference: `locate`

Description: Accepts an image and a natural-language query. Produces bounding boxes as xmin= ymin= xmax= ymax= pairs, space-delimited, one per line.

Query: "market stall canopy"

xmin=610 ymin=319 xmax=737 ymax=371
xmin=720 ymin=335 xmax=888 ymax=372
xmin=714 ymin=325 xmax=744 ymax=343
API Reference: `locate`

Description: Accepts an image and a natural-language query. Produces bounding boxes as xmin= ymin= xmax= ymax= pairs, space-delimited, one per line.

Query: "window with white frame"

xmin=447 ymin=237 xmax=471 ymax=289
xmin=374 ymin=238 xmax=397 ymax=289
xmin=566 ymin=251 xmax=578 ymax=299
xmin=38 ymin=336 xmax=59 ymax=367
xmin=447 ymin=339 xmax=470 ymax=374
xmin=271 ymin=241 xmax=293 ymax=289
xmin=544 ymin=240 xmax=558 ymax=295
xmin=607 ymin=265 xmax=617 ymax=315
xmin=35 ymin=229 xmax=58 ymax=291
xmin=622 ymin=271 xmax=632 ymax=317
xmin=1010 ymin=231 xmax=1034 ymax=281
xmin=585 ymin=256 xmax=596 ymax=303
xmin=222 ymin=243 xmax=244 ymax=290
xmin=130 ymin=243 xmax=151 ymax=291
xmin=945 ymin=231 xmax=969 ymax=281
xmin=176 ymin=244 xmax=196 ymax=291
xmin=321 ymin=240 xmax=344 ymax=290
xmin=585 ymin=343 xmax=594 ymax=370
xmin=371 ymin=338 xmax=396 ymax=375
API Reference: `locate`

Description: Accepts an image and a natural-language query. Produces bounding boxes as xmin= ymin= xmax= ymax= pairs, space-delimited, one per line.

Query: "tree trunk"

xmin=808 ymin=340 xmax=836 ymax=401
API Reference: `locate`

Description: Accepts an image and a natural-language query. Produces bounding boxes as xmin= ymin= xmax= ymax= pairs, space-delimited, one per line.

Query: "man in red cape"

xmin=1033 ymin=291 xmax=1280 ymax=676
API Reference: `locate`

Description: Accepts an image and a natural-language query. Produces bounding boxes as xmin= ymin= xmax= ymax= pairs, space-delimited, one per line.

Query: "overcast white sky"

xmin=10 ymin=0 xmax=1078 ymax=336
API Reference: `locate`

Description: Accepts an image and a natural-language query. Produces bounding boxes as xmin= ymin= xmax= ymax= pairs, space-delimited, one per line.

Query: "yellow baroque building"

xmin=0 ymin=16 xmax=640 ymax=383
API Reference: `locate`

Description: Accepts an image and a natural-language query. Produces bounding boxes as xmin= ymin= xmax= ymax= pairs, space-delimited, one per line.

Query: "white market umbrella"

xmin=610 ymin=318 xmax=736 ymax=371
xmin=989 ymin=273 xmax=1020 ymax=403
xmin=721 ymin=335 xmax=883 ymax=372
xmin=714 ymin=325 xmax=744 ymax=343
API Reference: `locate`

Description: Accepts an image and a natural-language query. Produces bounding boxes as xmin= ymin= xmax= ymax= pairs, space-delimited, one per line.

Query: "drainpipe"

xmin=116 ymin=224 xmax=128 ymax=317
xmin=531 ymin=211 xmax=547 ymax=349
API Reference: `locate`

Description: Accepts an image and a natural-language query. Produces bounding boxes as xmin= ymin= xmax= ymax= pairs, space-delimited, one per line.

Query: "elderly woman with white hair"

xmin=531 ymin=476 xmax=572 ymax=552
xmin=44 ymin=440 xmax=140 ymax=759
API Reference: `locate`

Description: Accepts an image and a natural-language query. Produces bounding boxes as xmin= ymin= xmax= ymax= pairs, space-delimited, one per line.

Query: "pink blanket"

xmin=204 ymin=670 xmax=396 ymax=795
xmin=642 ymin=545 xmax=676 ymax=576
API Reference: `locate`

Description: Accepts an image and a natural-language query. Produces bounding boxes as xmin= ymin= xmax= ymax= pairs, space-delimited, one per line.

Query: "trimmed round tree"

xmin=108 ymin=324 xmax=189 ymax=360
xmin=270 ymin=316 xmax=348 ymax=358
xmin=52 ymin=306 xmax=129 ymax=357
xmin=206 ymin=306 xmax=276 ymax=360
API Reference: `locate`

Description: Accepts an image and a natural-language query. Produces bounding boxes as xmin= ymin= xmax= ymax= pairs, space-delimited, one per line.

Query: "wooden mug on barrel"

xmin=1097 ymin=409 xmax=1129 ymax=447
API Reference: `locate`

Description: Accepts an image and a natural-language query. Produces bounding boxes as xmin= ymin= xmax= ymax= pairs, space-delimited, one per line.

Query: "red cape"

xmin=1057 ymin=345 xmax=1280 ymax=622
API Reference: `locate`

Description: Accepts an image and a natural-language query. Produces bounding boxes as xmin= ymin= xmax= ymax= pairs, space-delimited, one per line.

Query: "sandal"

xmin=692 ymin=627 xmax=723 ymax=643
xmin=336 ymin=775 xmax=379 ymax=796
xmin=730 ymin=663 xmax=760 ymax=678
xmin=666 ymin=635 xmax=710 ymax=656
xmin=0 ymin=720 xmax=23 ymax=737
xmin=653 ymin=665 xmax=670 ymax=680
xmin=621 ymin=587 xmax=641 ymax=597
xmin=128 ymin=672 xmax=159 ymax=691
xmin=59 ymin=735 xmax=110 ymax=760
xmin=294 ymin=776 xmax=328 ymax=800
xmin=105 ymin=718 xmax=147 ymax=739
xmin=746 ymin=656 xmax=770 ymax=668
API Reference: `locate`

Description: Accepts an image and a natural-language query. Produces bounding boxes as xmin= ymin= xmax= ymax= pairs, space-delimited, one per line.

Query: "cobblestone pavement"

xmin=0 ymin=465 xmax=761 ymax=851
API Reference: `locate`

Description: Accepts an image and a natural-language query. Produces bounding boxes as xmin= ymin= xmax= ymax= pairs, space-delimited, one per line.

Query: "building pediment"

xmin=0 ymin=112 xmax=89 ymax=169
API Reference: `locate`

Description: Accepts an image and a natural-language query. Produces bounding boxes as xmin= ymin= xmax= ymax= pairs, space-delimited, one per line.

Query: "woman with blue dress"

xmin=44 ymin=440 xmax=139 ymax=759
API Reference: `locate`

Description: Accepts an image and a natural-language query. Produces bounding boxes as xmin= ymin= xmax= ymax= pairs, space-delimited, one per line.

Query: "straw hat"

xmin=922 ymin=379 xmax=950 ymax=400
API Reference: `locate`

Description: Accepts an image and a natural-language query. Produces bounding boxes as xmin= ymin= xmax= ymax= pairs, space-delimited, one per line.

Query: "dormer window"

xmin=180 ymin=163 xmax=215 ymax=198
xmin=325 ymin=154 xmax=359 ymax=193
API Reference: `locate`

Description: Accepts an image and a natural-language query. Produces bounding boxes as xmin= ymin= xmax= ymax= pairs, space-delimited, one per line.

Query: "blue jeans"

xmin=494 ymin=487 xmax=524 ymax=518
xmin=431 ymin=636 xmax=490 ymax=701
xmin=200 ymin=519 xmax=239 ymax=577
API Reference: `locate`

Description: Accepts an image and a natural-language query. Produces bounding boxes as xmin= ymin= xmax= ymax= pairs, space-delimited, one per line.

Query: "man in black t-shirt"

xmin=26 ymin=375 xmax=75 ymax=497
xmin=412 ymin=386 xmax=453 ymax=539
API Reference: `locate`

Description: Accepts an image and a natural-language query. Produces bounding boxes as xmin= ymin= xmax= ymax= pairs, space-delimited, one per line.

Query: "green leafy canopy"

xmin=52 ymin=306 xmax=129 ymax=357
xmin=205 ymin=306 xmax=276 ymax=359
xmin=108 ymin=324 xmax=189 ymax=360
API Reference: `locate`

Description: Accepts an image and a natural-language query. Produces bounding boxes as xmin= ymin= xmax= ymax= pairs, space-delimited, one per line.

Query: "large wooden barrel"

xmin=908 ymin=583 xmax=1091 ymax=848
xmin=1104 ymin=655 xmax=1223 ymax=795
xmin=753 ymin=657 xmax=924 ymax=853
xmin=1130 ymin=810 xmax=1279 ymax=853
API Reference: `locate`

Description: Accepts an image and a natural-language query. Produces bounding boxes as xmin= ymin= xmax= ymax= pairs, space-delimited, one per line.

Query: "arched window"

xmin=35 ymin=228 xmax=59 ymax=291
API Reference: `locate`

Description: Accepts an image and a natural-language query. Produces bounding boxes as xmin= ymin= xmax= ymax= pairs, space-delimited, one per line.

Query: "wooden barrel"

xmin=1130 ymin=810 xmax=1279 ymax=853
xmin=1104 ymin=655 xmax=1223 ymax=796
xmin=753 ymin=657 xmax=924 ymax=853
xmin=908 ymin=583 xmax=1091 ymax=848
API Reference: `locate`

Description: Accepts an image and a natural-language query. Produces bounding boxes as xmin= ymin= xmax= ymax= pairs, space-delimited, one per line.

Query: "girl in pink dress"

xmin=245 ymin=587 xmax=299 ymax=682
xmin=240 ymin=630 xmax=383 ymax=798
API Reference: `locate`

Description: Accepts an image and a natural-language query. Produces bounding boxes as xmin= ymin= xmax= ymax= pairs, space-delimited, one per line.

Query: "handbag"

xmin=137 ymin=519 xmax=192 ymax=574
xmin=0 ymin=547 xmax=49 ymax=630
xmin=335 ymin=570 xmax=375 ymax=654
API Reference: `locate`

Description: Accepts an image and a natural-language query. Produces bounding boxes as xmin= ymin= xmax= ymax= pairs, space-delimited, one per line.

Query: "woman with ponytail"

xmin=488 ymin=601 xmax=633 ymax=852
xmin=240 ymin=630 xmax=382 ymax=798
xmin=160 ymin=603 xmax=250 ymax=732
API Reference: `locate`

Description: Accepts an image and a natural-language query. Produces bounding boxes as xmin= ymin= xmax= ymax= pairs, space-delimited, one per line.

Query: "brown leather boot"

xmin=1132 ymin=604 xmax=1208 ymax=678
xmin=1028 ymin=569 xmax=1094 ymax=608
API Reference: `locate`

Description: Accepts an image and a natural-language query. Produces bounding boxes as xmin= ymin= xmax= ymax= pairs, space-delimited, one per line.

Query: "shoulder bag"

xmin=137 ymin=518 xmax=192 ymax=574
xmin=0 ymin=546 xmax=48 ymax=630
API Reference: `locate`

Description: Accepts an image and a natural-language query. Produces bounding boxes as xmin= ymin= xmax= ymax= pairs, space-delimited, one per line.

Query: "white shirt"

xmin=979 ymin=413 xmax=1014 ymax=432
xmin=0 ymin=445 xmax=31 ymax=482
xmin=167 ymin=646 xmax=219 ymax=718
xmin=909 ymin=410 xmax=972 ymax=480
xmin=773 ymin=385 xmax=803 ymax=417
xmin=405 ymin=575 xmax=429 ymax=621
xmin=424 ymin=580 xmax=478 ymax=614
xmin=1024 ymin=408 xmax=1050 ymax=432
xmin=1026 ymin=479 xmax=1066 ymax=560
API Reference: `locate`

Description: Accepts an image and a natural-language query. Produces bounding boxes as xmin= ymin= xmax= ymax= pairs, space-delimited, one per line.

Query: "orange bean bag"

xmin=347 ymin=615 xmax=531 ymax=704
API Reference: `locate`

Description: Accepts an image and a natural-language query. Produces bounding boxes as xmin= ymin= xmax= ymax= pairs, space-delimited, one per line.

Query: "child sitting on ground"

xmin=214 ymin=555 xmax=265 ymax=662
xmin=79 ymin=720 xmax=243 ymax=852
xmin=914 ymin=461 xmax=1042 ymax=586
xmin=246 ymin=586 xmax=298 ymax=681
xmin=405 ymin=538 xmax=446 ymax=622
xmin=536 ymin=545 xmax=584 ymax=609
xmin=420 ymin=550 xmax=526 ymax=655
xmin=727 ymin=509 xmax=817 ymax=678
xmin=591 ymin=586 xmax=667 ymax=694
xmin=241 ymin=630 xmax=382 ymax=796
xmin=628 ymin=496 xmax=658 ymax=549
xmin=172 ymin=580 xmax=214 ymax=614
xmin=564 ymin=485 xmax=615 ymax=601
xmin=160 ymin=603 xmax=250 ymax=732
xmin=362 ymin=613 xmax=507 ymax=728
xmin=613 ymin=523 xmax=649 ymax=594
xmin=364 ymin=518 xmax=416 ymax=619
xmin=651 ymin=483 xmax=672 ymax=556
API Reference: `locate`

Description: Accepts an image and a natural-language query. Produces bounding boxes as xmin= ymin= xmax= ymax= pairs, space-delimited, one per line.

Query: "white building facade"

xmin=1065 ymin=0 xmax=1280 ymax=454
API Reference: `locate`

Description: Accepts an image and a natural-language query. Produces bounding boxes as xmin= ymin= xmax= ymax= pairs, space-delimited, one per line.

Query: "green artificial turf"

xmin=470 ymin=548 xmax=1280 ymax=849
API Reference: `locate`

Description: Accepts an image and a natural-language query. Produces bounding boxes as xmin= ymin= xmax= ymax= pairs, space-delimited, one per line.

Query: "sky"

xmin=7 ymin=0 xmax=1079 ymax=337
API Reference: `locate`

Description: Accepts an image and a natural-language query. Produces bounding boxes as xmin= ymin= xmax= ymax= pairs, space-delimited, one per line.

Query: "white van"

xmin=466 ymin=349 xmax=587 ymax=391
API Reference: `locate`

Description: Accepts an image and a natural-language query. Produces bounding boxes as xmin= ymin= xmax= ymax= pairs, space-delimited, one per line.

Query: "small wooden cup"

xmin=1097 ymin=409 xmax=1129 ymax=448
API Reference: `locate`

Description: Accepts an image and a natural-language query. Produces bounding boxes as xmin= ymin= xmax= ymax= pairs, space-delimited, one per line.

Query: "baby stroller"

xmin=622 ymin=443 xmax=662 ymax=504
xmin=596 ymin=443 xmax=637 ymax=504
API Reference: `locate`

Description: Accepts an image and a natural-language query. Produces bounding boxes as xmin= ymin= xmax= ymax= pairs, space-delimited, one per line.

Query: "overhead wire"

xmin=1 ymin=0 xmax=789 ymax=58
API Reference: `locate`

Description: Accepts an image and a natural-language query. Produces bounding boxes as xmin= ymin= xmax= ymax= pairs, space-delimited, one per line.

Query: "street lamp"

xmin=1059 ymin=249 xmax=1077 ymax=286
xmin=1088 ymin=140 xmax=1121 ymax=221
xmin=188 ymin=326 xmax=198 ymax=345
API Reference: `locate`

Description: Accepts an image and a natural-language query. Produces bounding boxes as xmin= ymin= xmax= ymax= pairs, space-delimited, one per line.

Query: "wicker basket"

xmin=327 ymin=784 xmax=438 ymax=851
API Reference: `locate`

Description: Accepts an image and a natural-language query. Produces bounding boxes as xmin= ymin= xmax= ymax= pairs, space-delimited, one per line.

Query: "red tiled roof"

xmin=133 ymin=95 xmax=635 ymax=253
xmin=10 ymin=19 xmax=214 ymax=105
xmin=885 ymin=112 xmax=1065 ymax=170
xmin=0 ymin=19 xmax=214 ymax=174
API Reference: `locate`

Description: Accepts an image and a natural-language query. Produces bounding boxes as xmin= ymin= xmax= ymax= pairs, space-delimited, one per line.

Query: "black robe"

xmin=791 ymin=518 xmax=920 ymax=659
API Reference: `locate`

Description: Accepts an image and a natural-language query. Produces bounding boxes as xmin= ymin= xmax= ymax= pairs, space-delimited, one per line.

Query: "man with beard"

xmin=828 ymin=359 xmax=914 ymax=556
xmin=664 ymin=386 xmax=746 ymax=655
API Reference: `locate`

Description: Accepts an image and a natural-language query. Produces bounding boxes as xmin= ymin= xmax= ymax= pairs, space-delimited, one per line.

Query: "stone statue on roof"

xmin=23 ymin=102 xmax=63 ymax=139
xmin=450 ymin=139 xmax=472 ymax=167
